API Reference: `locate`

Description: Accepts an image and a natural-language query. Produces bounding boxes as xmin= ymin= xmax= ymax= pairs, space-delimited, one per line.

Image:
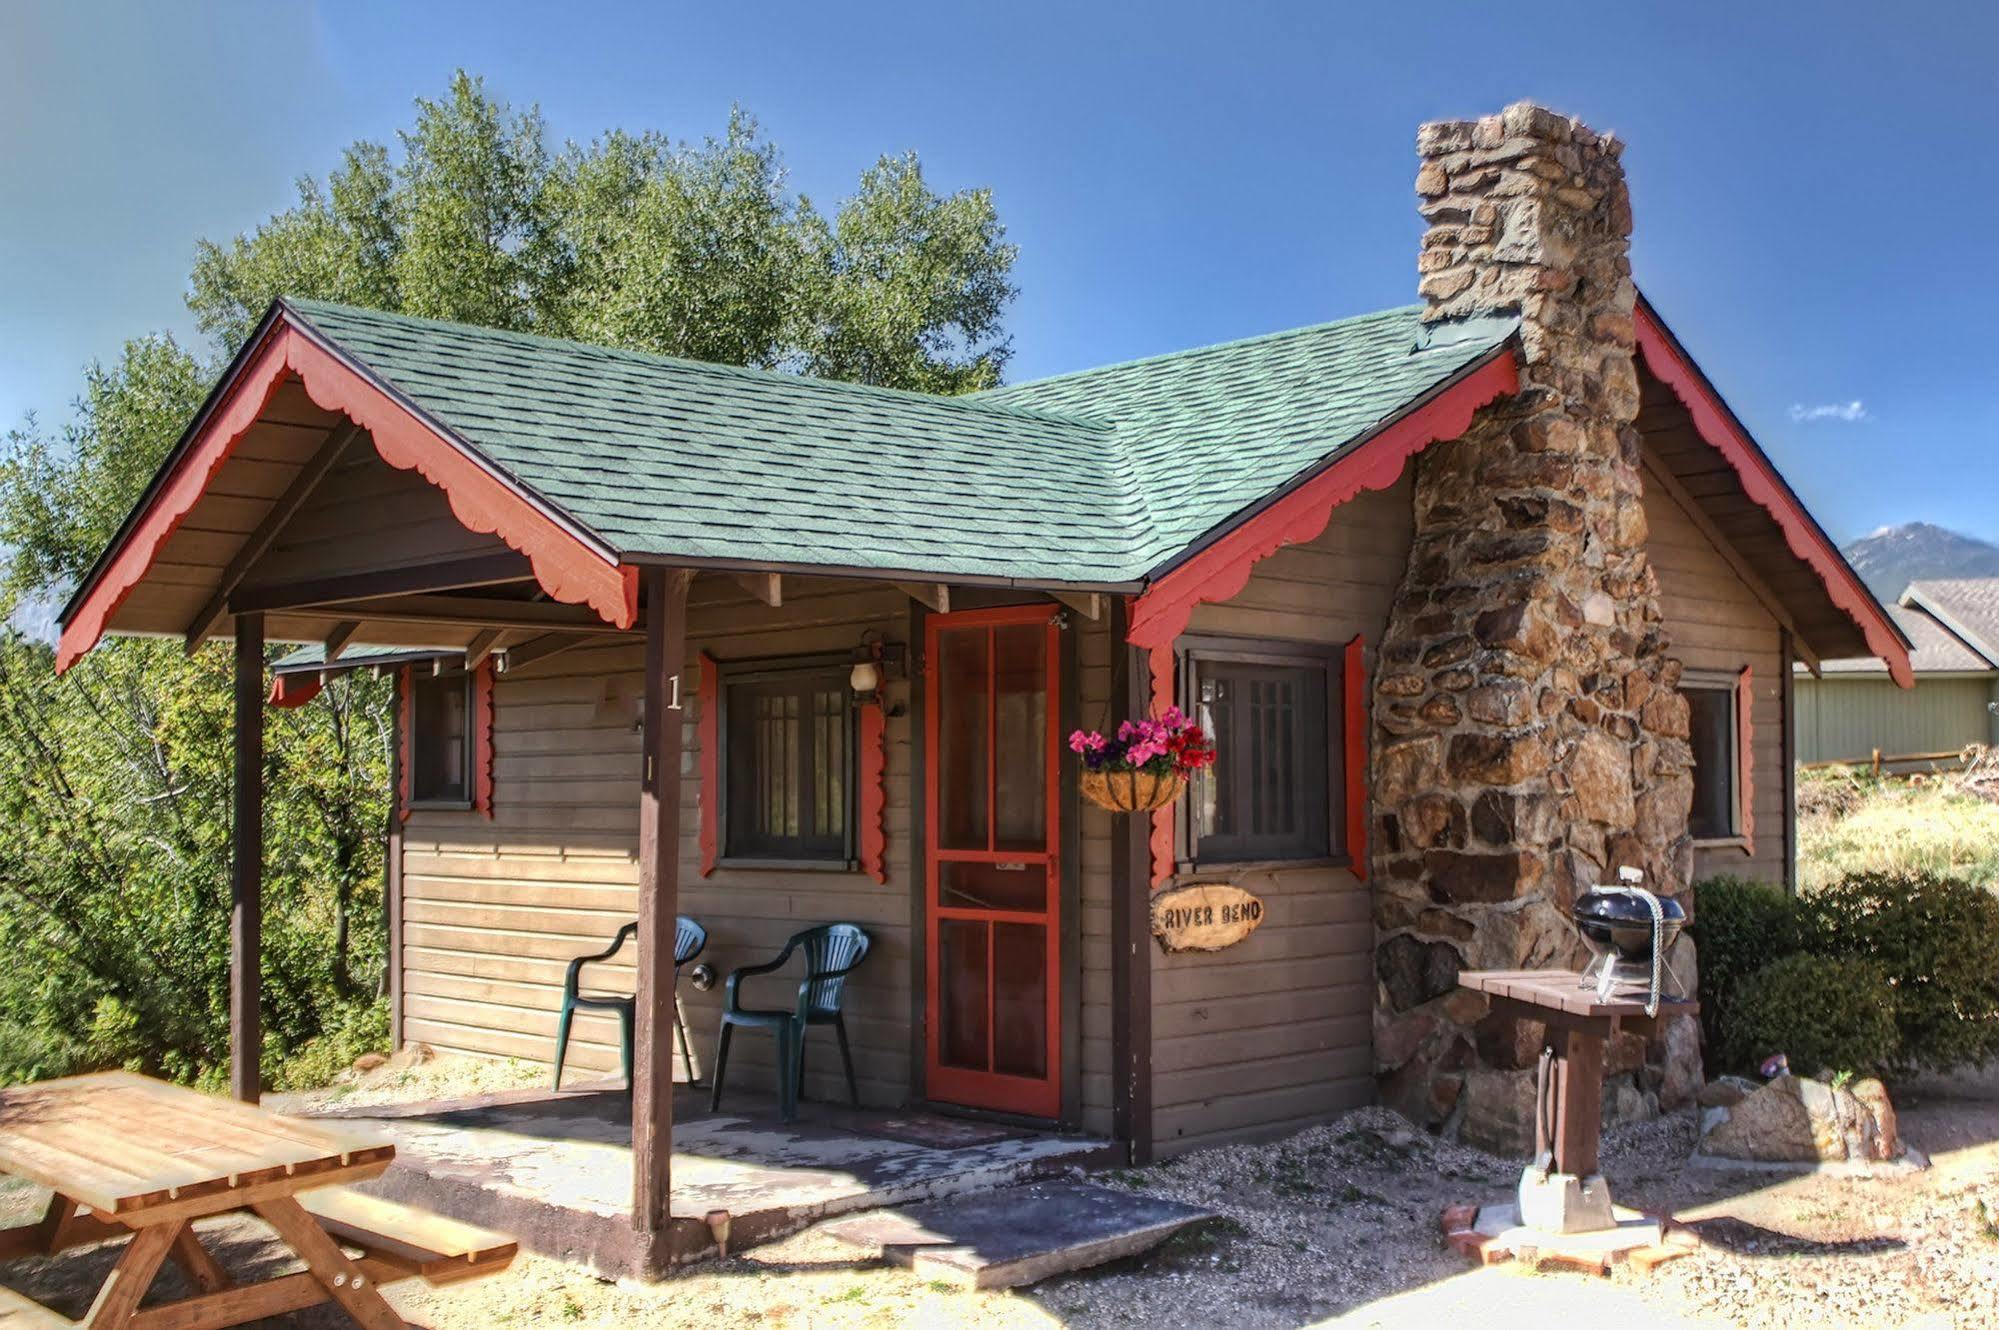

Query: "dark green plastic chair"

xmin=710 ymin=923 xmax=871 ymax=1122
xmin=553 ymin=915 xmax=706 ymax=1091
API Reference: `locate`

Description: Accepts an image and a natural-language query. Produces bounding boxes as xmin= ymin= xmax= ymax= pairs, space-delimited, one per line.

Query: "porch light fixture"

xmin=849 ymin=631 xmax=906 ymax=714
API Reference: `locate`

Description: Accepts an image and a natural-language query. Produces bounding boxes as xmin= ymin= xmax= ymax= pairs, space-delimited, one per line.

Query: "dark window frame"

xmin=1179 ymin=636 xmax=1345 ymax=869
xmin=1683 ymin=671 xmax=1742 ymax=844
xmin=408 ymin=668 xmax=475 ymax=811
xmin=716 ymin=652 xmax=860 ymax=870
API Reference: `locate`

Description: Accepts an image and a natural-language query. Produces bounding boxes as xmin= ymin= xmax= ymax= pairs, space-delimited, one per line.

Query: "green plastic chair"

xmin=710 ymin=923 xmax=871 ymax=1121
xmin=553 ymin=916 xmax=706 ymax=1091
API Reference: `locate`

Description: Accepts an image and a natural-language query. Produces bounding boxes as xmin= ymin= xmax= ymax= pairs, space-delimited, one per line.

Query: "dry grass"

xmin=1798 ymin=757 xmax=1999 ymax=891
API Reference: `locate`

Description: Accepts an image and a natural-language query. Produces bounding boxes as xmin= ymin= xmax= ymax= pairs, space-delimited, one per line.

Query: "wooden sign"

xmin=1151 ymin=882 xmax=1265 ymax=953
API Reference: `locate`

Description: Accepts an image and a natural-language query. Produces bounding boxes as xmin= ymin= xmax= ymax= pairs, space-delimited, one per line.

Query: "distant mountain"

xmin=1842 ymin=522 xmax=1999 ymax=601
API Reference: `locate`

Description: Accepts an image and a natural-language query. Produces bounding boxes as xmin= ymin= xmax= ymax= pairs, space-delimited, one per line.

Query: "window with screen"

xmin=1186 ymin=646 xmax=1338 ymax=864
xmin=409 ymin=670 xmax=472 ymax=806
xmin=1684 ymin=680 xmax=1739 ymax=841
xmin=723 ymin=662 xmax=853 ymax=862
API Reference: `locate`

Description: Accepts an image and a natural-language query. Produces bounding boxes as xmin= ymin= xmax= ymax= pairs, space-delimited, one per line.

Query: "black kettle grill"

xmin=1572 ymin=867 xmax=1685 ymax=1011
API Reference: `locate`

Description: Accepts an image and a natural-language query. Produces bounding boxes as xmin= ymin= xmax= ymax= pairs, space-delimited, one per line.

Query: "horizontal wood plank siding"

xmin=1642 ymin=457 xmax=1789 ymax=887
xmin=1075 ymin=616 xmax=1119 ymax=1136
xmin=400 ymin=577 xmax=919 ymax=1105
xmin=1793 ymin=673 xmax=1997 ymax=765
xmin=1146 ymin=476 xmax=1413 ymax=1155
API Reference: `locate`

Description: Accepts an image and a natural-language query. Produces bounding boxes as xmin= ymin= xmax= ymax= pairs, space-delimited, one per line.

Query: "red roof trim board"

xmin=859 ymin=701 xmax=888 ymax=885
xmin=1632 ymin=301 xmax=1911 ymax=688
xmin=1343 ymin=634 xmax=1368 ymax=882
xmin=56 ymin=316 xmax=637 ymax=673
xmin=697 ymin=651 xmax=719 ymax=877
xmin=1126 ymin=350 xmax=1519 ymax=651
xmin=267 ymin=673 xmax=323 ymax=709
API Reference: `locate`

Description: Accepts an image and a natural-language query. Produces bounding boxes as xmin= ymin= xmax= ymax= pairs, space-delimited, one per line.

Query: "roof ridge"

xmin=282 ymin=297 xmax=1115 ymax=432
xmin=980 ymin=303 xmax=1425 ymax=396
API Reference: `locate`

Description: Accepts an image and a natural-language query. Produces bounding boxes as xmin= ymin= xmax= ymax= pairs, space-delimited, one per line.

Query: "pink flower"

xmin=1068 ymin=730 xmax=1089 ymax=754
xmin=1158 ymin=706 xmax=1187 ymax=730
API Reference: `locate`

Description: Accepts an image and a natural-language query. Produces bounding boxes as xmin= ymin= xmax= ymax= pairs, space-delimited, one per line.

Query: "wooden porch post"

xmin=633 ymin=567 xmax=691 ymax=1273
xmin=230 ymin=612 xmax=265 ymax=1104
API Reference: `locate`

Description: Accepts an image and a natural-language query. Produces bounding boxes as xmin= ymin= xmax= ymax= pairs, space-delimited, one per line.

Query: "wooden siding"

xmin=1794 ymin=673 xmax=1999 ymax=765
xmin=1642 ymin=455 xmax=1790 ymax=887
xmin=1145 ymin=476 xmax=1412 ymax=1155
xmin=400 ymin=576 xmax=1118 ymax=1132
xmin=401 ymin=578 xmax=917 ymax=1105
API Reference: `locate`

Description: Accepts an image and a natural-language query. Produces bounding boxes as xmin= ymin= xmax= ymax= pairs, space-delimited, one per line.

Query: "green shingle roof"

xmin=286 ymin=298 xmax=1515 ymax=585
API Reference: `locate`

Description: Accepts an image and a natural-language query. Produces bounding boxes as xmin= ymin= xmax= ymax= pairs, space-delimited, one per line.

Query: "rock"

xmin=1569 ymin=728 xmax=1635 ymax=826
xmin=1697 ymin=1077 xmax=1754 ymax=1109
xmin=1459 ymin=1067 xmax=1537 ymax=1156
xmin=1699 ymin=1073 xmax=1906 ymax=1164
xmin=1851 ymin=1079 xmax=1900 ymax=1161
xmin=1700 ymin=1075 xmax=1817 ymax=1161
xmin=1659 ymin=1014 xmax=1704 ymax=1110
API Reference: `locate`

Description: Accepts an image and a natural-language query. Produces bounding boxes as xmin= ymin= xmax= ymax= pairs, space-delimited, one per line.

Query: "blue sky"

xmin=3 ymin=0 xmax=1993 ymax=545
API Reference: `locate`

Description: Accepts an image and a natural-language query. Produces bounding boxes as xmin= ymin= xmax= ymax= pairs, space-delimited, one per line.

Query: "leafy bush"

xmin=1803 ymin=870 xmax=1999 ymax=1073
xmin=1692 ymin=875 xmax=1808 ymax=1055
xmin=1723 ymin=953 xmax=1900 ymax=1078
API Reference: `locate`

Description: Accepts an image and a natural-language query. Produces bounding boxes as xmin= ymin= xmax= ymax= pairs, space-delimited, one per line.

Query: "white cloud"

xmin=1789 ymin=399 xmax=1870 ymax=423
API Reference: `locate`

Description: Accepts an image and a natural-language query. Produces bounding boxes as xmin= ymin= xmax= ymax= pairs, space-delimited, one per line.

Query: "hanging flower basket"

xmin=1081 ymin=768 xmax=1188 ymax=813
xmin=1070 ymin=708 xmax=1215 ymax=815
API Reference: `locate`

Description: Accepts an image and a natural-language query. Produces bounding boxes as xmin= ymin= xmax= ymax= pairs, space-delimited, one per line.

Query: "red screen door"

xmin=924 ymin=605 xmax=1061 ymax=1118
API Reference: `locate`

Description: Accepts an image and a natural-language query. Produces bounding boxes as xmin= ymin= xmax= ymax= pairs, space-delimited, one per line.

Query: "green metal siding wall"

xmin=1793 ymin=674 xmax=1997 ymax=764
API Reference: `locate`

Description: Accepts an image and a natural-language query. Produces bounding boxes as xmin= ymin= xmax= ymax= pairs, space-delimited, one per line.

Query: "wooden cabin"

xmin=56 ymin=103 xmax=1910 ymax=1276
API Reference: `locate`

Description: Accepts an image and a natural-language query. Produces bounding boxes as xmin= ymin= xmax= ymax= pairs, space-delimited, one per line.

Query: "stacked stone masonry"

xmin=1372 ymin=102 xmax=1703 ymax=1151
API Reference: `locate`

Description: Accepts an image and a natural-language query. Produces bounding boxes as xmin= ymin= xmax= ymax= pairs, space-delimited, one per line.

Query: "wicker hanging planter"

xmin=1081 ymin=768 xmax=1188 ymax=813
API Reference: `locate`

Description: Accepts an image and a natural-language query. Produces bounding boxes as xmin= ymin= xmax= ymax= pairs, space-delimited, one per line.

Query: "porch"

xmin=291 ymin=1081 xmax=1115 ymax=1275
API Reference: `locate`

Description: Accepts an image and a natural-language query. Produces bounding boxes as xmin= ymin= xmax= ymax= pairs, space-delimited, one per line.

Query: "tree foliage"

xmin=0 ymin=71 xmax=1018 ymax=1089
xmin=188 ymin=73 xmax=1016 ymax=388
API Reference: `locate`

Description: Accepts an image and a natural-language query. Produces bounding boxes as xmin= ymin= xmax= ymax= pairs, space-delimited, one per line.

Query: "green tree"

xmin=0 ymin=69 xmax=1019 ymax=1089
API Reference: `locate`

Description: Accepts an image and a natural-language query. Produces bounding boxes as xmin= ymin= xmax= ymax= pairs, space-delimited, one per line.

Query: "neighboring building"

xmin=53 ymin=101 xmax=1909 ymax=1268
xmin=1795 ymin=578 xmax=1999 ymax=767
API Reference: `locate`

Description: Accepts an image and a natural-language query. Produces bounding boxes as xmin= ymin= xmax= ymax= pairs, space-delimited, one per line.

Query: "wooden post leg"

xmin=231 ymin=611 xmax=265 ymax=1105
xmin=632 ymin=566 xmax=691 ymax=1275
xmin=169 ymin=1222 xmax=234 ymax=1294
xmin=1552 ymin=1027 xmax=1606 ymax=1177
xmin=84 ymin=1221 xmax=180 ymax=1328
xmin=253 ymin=1197 xmax=405 ymax=1330
xmin=34 ymin=1194 xmax=78 ymax=1252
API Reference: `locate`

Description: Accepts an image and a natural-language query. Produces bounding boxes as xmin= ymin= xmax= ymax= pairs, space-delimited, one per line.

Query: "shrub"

xmin=1692 ymin=875 xmax=1807 ymax=1055
xmin=1803 ymin=870 xmax=1999 ymax=1073
xmin=1723 ymin=953 xmax=1900 ymax=1078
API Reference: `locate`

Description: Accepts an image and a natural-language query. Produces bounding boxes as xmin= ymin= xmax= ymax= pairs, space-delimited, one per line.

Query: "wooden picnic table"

xmin=0 ymin=1071 xmax=512 ymax=1329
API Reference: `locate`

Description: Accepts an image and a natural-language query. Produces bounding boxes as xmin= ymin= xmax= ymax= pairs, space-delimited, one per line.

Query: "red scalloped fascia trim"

xmin=1148 ymin=640 xmax=1175 ymax=889
xmin=1633 ymin=305 xmax=1911 ymax=688
xmin=697 ymin=651 xmax=718 ymax=877
xmin=396 ymin=667 xmax=412 ymax=823
xmin=267 ymin=674 xmax=323 ymax=709
xmin=860 ymin=701 xmax=888 ymax=885
xmin=1737 ymin=664 xmax=1755 ymax=851
xmin=1343 ymin=634 xmax=1368 ymax=882
xmin=56 ymin=319 xmax=636 ymax=673
xmin=1127 ymin=352 xmax=1519 ymax=651
xmin=473 ymin=660 xmax=495 ymax=819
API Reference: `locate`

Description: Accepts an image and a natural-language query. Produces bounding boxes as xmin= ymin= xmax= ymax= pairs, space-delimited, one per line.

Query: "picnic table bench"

xmin=0 ymin=1071 xmax=515 ymax=1328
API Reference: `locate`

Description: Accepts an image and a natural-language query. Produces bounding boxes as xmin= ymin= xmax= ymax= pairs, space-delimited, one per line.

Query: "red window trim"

xmin=1632 ymin=301 xmax=1911 ymax=688
xmin=1343 ymin=634 xmax=1368 ymax=882
xmin=1736 ymin=664 xmax=1755 ymax=852
xmin=860 ymin=701 xmax=889 ymax=885
xmin=396 ymin=662 xmax=493 ymax=819
xmin=1126 ymin=351 xmax=1518 ymax=652
xmin=697 ymin=651 xmax=718 ymax=877
xmin=57 ymin=316 xmax=637 ymax=674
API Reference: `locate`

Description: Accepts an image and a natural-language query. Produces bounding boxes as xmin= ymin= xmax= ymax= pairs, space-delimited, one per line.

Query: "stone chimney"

xmin=1370 ymin=103 xmax=1701 ymax=1148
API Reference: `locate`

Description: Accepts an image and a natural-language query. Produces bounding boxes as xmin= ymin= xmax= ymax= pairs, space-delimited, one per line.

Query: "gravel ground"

xmin=4 ymin=1061 xmax=1998 ymax=1328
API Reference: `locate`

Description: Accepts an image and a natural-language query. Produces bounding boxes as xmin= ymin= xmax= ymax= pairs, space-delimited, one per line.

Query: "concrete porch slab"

xmin=301 ymin=1084 xmax=1116 ymax=1277
xmin=821 ymin=1181 xmax=1215 ymax=1289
